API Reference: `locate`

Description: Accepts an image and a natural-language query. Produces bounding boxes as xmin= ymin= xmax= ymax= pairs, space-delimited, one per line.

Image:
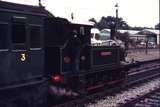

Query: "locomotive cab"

xmin=44 ymin=18 xmax=93 ymax=97
xmin=44 ymin=18 xmax=92 ymax=74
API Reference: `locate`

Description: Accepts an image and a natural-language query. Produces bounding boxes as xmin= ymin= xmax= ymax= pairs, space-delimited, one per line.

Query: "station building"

xmin=118 ymin=29 xmax=160 ymax=45
xmin=91 ymin=28 xmax=160 ymax=45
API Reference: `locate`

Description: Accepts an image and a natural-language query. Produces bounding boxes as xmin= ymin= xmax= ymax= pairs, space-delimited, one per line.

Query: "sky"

xmin=3 ymin=0 xmax=160 ymax=27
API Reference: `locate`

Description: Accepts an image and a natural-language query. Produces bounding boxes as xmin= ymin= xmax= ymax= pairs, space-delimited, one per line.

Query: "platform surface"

xmin=127 ymin=49 xmax=160 ymax=61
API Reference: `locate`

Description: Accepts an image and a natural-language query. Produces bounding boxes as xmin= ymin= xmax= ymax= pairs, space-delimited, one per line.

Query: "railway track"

xmin=134 ymin=89 xmax=160 ymax=107
xmin=87 ymin=78 xmax=160 ymax=107
xmin=120 ymin=87 xmax=160 ymax=107
xmin=51 ymin=59 xmax=160 ymax=107
xmin=126 ymin=59 xmax=160 ymax=85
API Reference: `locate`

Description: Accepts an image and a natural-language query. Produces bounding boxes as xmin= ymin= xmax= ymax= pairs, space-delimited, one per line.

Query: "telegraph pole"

xmin=115 ymin=3 xmax=119 ymax=21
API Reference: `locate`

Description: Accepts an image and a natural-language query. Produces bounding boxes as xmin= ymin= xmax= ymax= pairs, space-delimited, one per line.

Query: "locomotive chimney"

xmin=71 ymin=12 xmax=74 ymax=20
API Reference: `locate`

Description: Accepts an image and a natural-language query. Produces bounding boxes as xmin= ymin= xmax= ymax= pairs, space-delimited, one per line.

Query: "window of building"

xmin=12 ymin=22 xmax=26 ymax=44
xmin=0 ymin=23 xmax=8 ymax=49
xmin=30 ymin=26 xmax=41 ymax=48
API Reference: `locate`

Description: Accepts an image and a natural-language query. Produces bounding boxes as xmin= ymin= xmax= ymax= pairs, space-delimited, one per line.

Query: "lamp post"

xmin=111 ymin=3 xmax=119 ymax=40
xmin=115 ymin=3 xmax=119 ymax=39
xmin=115 ymin=3 xmax=119 ymax=22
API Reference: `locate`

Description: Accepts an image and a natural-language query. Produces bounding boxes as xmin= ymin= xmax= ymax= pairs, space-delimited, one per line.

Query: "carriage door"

xmin=10 ymin=16 xmax=31 ymax=82
xmin=29 ymin=24 xmax=44 ymax=77
xmin=0 ymin=22 xmax=9 ymax=86
xmin=11 ymin=16 xmax=44 ymax=83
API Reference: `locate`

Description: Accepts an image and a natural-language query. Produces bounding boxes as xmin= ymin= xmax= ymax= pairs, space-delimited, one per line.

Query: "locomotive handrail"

xmin=30 ymin=48 xmax=42 ymax=51
xmin=0 ymin=49 xmax=9 ymax=52
xmin=61 ymin=39 xmax=70 ymax=49
xmin=11 ymin=49 xmax=27 ymax=52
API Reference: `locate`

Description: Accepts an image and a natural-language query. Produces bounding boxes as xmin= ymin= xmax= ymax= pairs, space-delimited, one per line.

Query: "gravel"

xmin=87 ymin=78 xmax=160 ymax=107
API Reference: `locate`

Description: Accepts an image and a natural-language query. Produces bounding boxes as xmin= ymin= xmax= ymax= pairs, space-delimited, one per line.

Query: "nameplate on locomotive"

xmin=100 ymin=51 xmax=112 ymax=56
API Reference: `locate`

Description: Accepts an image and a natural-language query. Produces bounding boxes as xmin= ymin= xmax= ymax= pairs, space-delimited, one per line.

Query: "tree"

xmin=96 ymin=16 xmax=130 ymax=30
xmin=89 ymin=18 xmax=97 ymax=24
xmin=155 ymin=22 xmax=160 ymax=29
xmin=131 ymin=26 xmax=154 ymax=30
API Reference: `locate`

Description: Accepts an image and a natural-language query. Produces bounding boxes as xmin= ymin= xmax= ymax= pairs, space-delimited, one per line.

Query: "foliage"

xmin=155 ymin=22 xmax=160 ymax=29
xmin=131 ymin=26 xmax=154 ymax=30
xmin=89 ymin=18 xmax=97 ymax=24
xmin=89 ymin=16 xmax=155 ymax=30
xmin=95 ymin=16 xmax=130 ymax=30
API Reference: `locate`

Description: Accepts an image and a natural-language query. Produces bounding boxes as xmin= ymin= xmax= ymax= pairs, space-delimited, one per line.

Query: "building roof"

xmin=118 ymin=29 xmax=160 ymax=36
xmin=71 ymin=20 xmax=94 ymax=26
xmin=137 ymin=30 xmax=156 ymax=35
xmin=143 ymin=29 xmax=160 ymax=35
xmin=0 ymin=1 xmax=53 ymax=17
xmin=118 ymin=30 xmax=139 ymax=35
xmin=101 ymin=29 xmax=110 ymax=33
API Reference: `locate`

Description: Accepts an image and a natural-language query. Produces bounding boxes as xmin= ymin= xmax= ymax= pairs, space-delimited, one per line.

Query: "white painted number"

xmin=21 ymin=53 xmax=26 ymax=61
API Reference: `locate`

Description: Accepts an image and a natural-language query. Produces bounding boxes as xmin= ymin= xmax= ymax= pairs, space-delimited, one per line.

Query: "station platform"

xmin=127 ymin=49 xmax=160 ymax=62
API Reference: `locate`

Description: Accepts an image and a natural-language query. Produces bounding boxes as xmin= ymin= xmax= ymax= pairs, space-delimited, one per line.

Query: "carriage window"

xmin=12 ymin=22 xmax=26 ymax=44
xmin=0 ymin=23 xmax=8 ymax=49
xmin=30 ymin=26 xmax=41 ymax=48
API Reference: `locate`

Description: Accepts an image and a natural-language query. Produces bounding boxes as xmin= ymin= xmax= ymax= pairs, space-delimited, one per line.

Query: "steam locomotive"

xmin=0 ymin=1 xmax=128 ymax=107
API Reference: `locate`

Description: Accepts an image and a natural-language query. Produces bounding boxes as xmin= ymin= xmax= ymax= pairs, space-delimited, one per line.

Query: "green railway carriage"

xmin=0 ymin=1 xmax=53 ymax=106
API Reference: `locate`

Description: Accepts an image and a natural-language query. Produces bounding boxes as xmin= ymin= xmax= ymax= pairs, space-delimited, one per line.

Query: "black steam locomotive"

xmin=0 ymin=1 xmax=127 ymax=107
